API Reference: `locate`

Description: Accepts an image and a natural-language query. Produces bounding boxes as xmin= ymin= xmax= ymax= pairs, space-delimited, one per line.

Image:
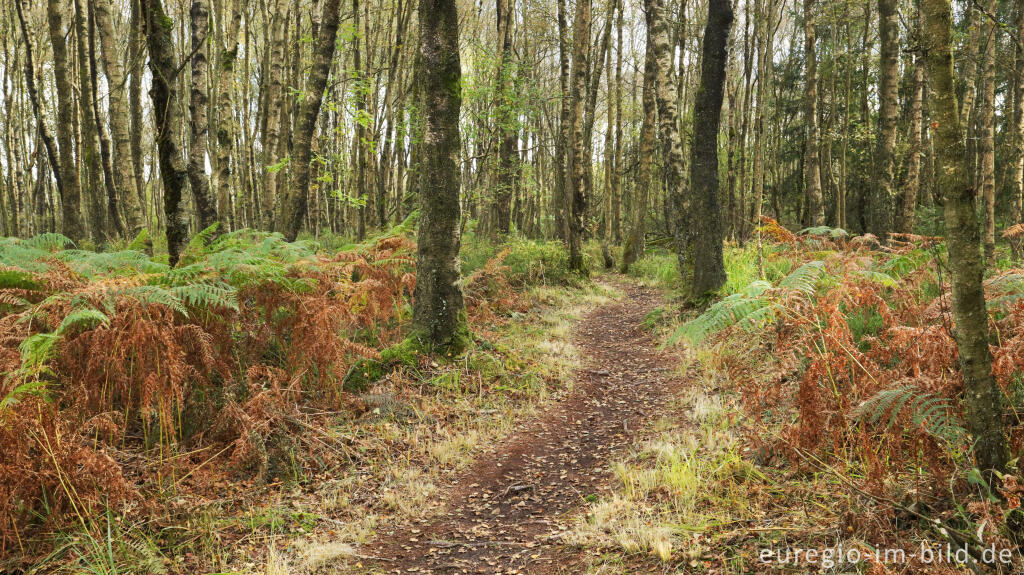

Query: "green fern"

xmin=57 ymin=308 xmax=111 ymax=336
xmin=21 ymin=232 xmax=74 ymax=252
xmin=799 ymin=226 xmax=849 ymax=239
xmin=0 ymin=380 xmax=49 ymax=414
xmin=670 ymin=280 xmax=773 ymax=346
xmin=670 ymin=261 xmax=826 ymax=347
xmin=18 ymin=332 xmax=59 ymax=377
xmin=851 ymin=385 xmax=967 ymax=447
xmin=0 ymin=268 xmax=44 ymax=291
xmin=778 ymin=261 xmax=825 ymax=295
xmin=126 ymin=228 xmax=151 ymax=252
xmin=57 ymin=249 xmax=166 ymax=279
xmin=108 ymin=285 xmax=189 ymax=316
xmin=880 ymin=250 xmax=928 ymax=277
xmin=856 ymin=270 xmax=899 ymax=288
xmin=170 ymin=281 xmax=239 ymax=312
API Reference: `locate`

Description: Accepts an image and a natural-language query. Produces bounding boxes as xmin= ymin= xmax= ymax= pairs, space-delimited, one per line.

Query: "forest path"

xmin=362 ymin=280 xmax=682 ymax=574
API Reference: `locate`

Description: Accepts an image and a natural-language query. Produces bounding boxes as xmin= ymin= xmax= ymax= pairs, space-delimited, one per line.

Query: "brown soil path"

xmin=363 ymin=281 xmax=680 ymax=574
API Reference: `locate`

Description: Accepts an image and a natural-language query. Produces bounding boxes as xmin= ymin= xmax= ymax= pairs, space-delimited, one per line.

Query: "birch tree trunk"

xmin=921 ymin=0 xmax=1007 ymax=476
xmin=566 ymin=0 xmax=591 ymax=272
xmin=979 ymin=0 xmax=996 ymax=263
xmin=189 ymin=0 xmax=221 ymax=232
xmin=94 ymin=0 xmax=144 ymax=236
xmin=279 ymin=0 xmax=340 ymax=241
xmin=46 ymin=0 xmax=85 ymax=242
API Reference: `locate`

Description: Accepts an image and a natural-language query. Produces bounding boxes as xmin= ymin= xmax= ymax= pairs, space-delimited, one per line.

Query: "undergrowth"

xmin=0 ymin=229 xmax=579 ymax=572
xmin=585 ymin=217 xmax=1024 ymax=571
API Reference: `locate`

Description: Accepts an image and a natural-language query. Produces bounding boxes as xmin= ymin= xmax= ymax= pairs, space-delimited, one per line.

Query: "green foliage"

xmin=462 ymin=236 xmax=576 ymax=287
xmin=0 ymin=380 xmax=49 ymax=414
xmin=669 ymin=280 xmax=773 ymax=346
xmin=626 ymin=250 xmax=680 ymax=288
xmin=21 ymin=232 xmax=75 ymax=252
xmin=57 ymin=308 xmax=110 ymax=336
xmin=851 ymin=385 xmax=967 ymax=448
xmin=126 ymin=229 xmax=151 ymax=252
xmin=18 ymin=332 xmax=59 ymax=379
xmin=670 ymin=261 xmax=826 ymax=347
xmin=880 ymin=250 xmax=929 ymax=277
xmin=799 ymin=226 xmax=849 ymax=239
xmin=855 ymin=270 xmax=899 ymax=288
xmin=777 ymin=261 xmax=825 ymax=295
xmin=57 ymin=249 xmax=167 ymax=279
xmin=845 ymin=305 xmax=884 ymax=351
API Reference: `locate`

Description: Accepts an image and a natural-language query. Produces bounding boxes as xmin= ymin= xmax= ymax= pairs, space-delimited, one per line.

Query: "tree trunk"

xmin=553 ymin=0 xmax=571 ymax=243
xmin=188 ymin=0 xmax=221 ymax=232
xmin=491 ymin=0 xmax=517 ymax=236
xmin=803 ymin=0 xmax=824 ymax=226
xmin=566 ymin=0 xmax=591 ymax=272
xmin=410 ymin=0 xmax=470 ymax=353
xmin=1013 ymin=0 xmax=1024 ymax=257
xmin=688 ymin=0 xmax=732 ymax=296
xmin=869 ymin=0 xmax=898 ymax=239
xmin=921 ymin=0 xmax=1007 ymax=475
xmin=645 ymin=0 xmax=688 ymax=284
xmin=141 ymin=0 xmax=191 ymax=266
xmin=215 ymin=0 xmax=243 ymax=231
xmin=611 ymin=0 xmax=623 ymax=244
xmin=979 ymin=0 xmax=996 ymax=263
xmin=261 ymin=10 xmax=285 ymax=230
xmin=900 ymin=3 xmax=925 ymax=234
xmin=279 ymin=0 xmax=341 ymax=241
xmin=46 ymin=0 xmax=85 ymax=242
xmin=16 ymin=0 xmax=64 ymax=211
xmin=74 ymin=0 xmax=107 ymax=243
xmin=94 ymin=0 xmax=144 ymax=236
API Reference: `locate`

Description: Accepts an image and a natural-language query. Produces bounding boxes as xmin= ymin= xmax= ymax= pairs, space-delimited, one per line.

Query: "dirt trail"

xmin=363 ymin=281 xmax=680 ymax=574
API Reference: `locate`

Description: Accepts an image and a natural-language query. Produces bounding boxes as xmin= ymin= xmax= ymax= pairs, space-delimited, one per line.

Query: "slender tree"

xmin=620 ymin=19 xmax=657 ymax=272
xmin=46 ymin=0 xmax=85 ymax=242
xmin=189 ymin=0 xmax=221 ymax=232
xmin=869 ymin=0 xmax=898 ymax=239
xmin=804 ymin=0 xmax=824 ymax=226
xmin=566 ymin=0 xmax=591 ymax=272
xmin=279 ymin=0 xmax=342 ymax=241
xmin=645 ymin=0 xmax=688 ymax=283
xmin=94 ymin=0 xmax=144 ymax=236
xmin=140 ymin=0 xmax=191 ymax=265
xmin=921 ymin=0 xmax=1007 ymax=475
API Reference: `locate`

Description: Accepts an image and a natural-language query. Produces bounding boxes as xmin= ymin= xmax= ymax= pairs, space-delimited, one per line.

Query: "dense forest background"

xmin=4 ymin=0 xmax=1015 ymax=259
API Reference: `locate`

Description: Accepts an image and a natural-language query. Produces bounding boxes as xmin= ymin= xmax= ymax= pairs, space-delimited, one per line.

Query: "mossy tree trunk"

xmin=140 ymin=0 xmax=190 ymax=266
xmin=47 ymin=0 xmax=85 ymax=242
xmin=411 ymin=0 xmax=471 ymax=354
xmin=688 ymin=0 xmax=732 ymax=297
xmin=566 ymin=0 xmax=590 ymax=273
xmin=188 ymin=0 xmax=221 ymax=233
xmin=921 ymin=0 xmax=1008 ymax=475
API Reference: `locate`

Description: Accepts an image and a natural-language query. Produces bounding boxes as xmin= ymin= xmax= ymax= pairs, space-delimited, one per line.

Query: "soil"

xmin=361 ymin=281 xmax=682 ymax=574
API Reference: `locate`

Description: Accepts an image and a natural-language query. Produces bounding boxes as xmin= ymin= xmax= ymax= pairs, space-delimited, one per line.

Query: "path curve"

xmin=364 ymin=282 xmax=680 ymax=574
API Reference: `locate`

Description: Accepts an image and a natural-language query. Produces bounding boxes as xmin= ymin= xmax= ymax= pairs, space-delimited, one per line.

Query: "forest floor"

xmin=356 ymin=280 xmax=684 ymax=574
